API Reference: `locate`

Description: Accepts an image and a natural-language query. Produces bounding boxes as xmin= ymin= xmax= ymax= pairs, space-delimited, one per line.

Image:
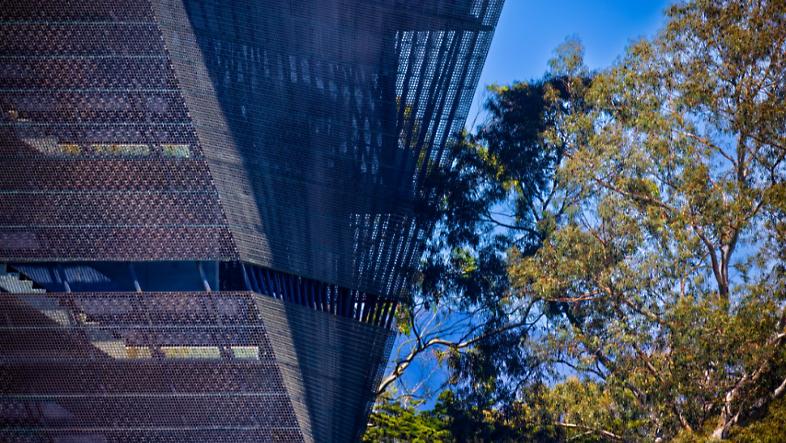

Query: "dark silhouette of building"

xmin=0 ymin=0 xmax=503 ymax=441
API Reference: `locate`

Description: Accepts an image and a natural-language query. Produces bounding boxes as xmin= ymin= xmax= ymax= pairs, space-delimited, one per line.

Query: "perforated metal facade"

xmin=0 ymin=0 xmax=237 ymax=262
xmin=154 ymin=0 xmax=504 ymax=298
xmin=0 ymin=0 xmax=503 ymax=441
xmin=0 ymin=290 xmax=306 ymax=442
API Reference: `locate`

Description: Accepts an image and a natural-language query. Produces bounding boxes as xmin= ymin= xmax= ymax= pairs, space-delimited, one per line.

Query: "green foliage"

xmin=730 ymin=396 xmax=786 ymax=443
xmin=363 ymin=395 xmax=452 ymax=443
xmin=364 ymin=391 xmax=561 ymax=443
xmin=368 ymin=0 xmax=786 ymax=441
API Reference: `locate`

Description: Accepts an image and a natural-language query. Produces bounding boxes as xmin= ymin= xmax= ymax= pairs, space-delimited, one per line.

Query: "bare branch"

xmin=554 ymin=422 xmax=624 ymax=441
xmin=376 ymin=312 xmax=539 ymax=396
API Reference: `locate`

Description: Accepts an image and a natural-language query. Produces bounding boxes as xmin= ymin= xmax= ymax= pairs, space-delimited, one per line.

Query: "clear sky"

xmin=466 ymin=0 xmax=673 ymax=126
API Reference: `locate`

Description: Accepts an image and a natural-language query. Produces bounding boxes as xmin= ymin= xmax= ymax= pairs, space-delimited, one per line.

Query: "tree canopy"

xmin=366 ymin=0 xmax=786 ymax=441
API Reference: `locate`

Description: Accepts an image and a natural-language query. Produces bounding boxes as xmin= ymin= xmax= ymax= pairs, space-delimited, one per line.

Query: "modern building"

xmin=0 ymin=0 xmax=502 ymax=441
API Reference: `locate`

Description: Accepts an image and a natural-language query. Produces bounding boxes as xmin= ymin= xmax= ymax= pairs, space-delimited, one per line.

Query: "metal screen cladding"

xmin=153 ymin=0 xmax=504 ymax=298
xmin=0 ymin=0 xmax=237 ymax=262
xmin=0 ymin=290 xmax=306 ymax=442
xmin=0 ymin=0 xmax=503 ymax=441
xmin=0 ymin=272 xmax=395 ymax=442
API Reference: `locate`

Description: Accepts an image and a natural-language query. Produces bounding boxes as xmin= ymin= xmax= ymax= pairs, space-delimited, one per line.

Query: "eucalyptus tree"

xmin=369 ymin=0 xmax=786 ymax=440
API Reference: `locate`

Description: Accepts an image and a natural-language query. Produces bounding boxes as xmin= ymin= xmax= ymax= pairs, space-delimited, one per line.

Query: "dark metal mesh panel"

xmin=153 ymin=0 xmax=504 ymax=298
xmin=0 ymin=1 xmax=503 ymax=440
xmin=0 ymin=287 xmax=393 ymax=443
xmin=0 ymin=0 xmax=236 ymax=262
xmin=224 ymin=262 xmax=399 ymax=328
xmin=254 ymin=295 xmax=395 ymax=443
xmin=0 ymin=290 xmax=304 ymax=442
xmin=4 ymin=260 xmax=397 ymax=327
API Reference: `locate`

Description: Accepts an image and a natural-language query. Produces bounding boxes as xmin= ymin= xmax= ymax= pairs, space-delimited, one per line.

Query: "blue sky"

xmin=467 ymin=0 xmax=673 ymax=126
xmin=400 ymin=0 xmax=675 ymax=405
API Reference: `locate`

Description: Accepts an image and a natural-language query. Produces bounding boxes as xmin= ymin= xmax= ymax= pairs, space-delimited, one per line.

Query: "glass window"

xmin=91 ymin=143 xmax=150 ymax=156
xmin=231 ymin=346 xmax=260 ymax=360
xmin=93 ymin=340 xmax=128 ymax=359
xmin=58 ymin=144 xmax=81 ymax=155
xmin=22 ymin=137 xmax=58 ymax=154
xmin=161 ymin=143 xmax=191 ymax=158
xmin=125 ymin=346 xmax=153 ymax=359
xmin=161 ymin=346 xmax=221 ymax=359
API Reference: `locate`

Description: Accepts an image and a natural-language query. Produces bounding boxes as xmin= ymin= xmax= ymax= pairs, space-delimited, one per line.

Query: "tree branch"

xmin=554 ymin=422 xmax=624 ymax=441
xmin=713 ymin=308 xmax=786 ymax=438
xmin=375 ymin=314 xmax=538 ymax=396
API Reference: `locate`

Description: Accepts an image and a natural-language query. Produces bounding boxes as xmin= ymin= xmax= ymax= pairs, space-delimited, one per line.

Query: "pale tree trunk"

xmin=711 ymin=313 xmax=786 ymax=439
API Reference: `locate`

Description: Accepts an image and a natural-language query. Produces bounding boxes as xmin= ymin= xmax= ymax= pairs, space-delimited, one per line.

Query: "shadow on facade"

xmin=153 ymin=0 xmax=501 ymax=440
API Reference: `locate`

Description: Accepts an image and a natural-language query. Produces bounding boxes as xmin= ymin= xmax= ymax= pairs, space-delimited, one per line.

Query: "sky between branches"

xmin=467 ymin=0 xmax=672 ymax=127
